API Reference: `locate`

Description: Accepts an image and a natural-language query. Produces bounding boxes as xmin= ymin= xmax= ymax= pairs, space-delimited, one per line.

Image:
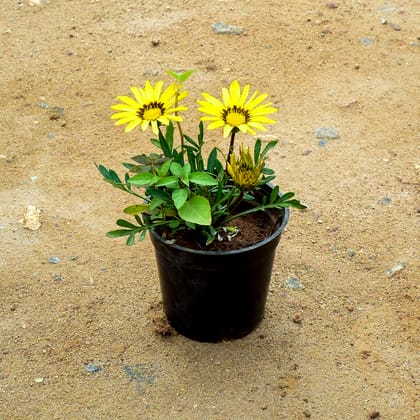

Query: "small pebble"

xmin=51 ymin=106 xmax=65 ymax=116
xmin=34 ymin=377 xmax=44 ymax=383
xmin=292 ymin=314 xmax=302 ymax=324
xmin=318 ymin=140 xmax=328 ymax=147
xmin=38 ymin=101 xmax=48 ymax=109
xmin=386 ymin=262 xmax=405 ymax=277
xmin=360 ymin=37 xmax=374 ymax=46
xmin=54 ymin=274 xmax=64 ymax=282
xmin=212 ymin=22 xmax=243 ymax=35
xmin=379 ymin=5 xmax=396 ymax=12
xmin=369 ymin=411 xmax=380 ymax=419
xmin=285 ymin=277 xmax=305 ymax=290
xmin=47 ymin=133 xmax=56 ymax=139
xmin=314 ymin=127 xmax=340 ymax=140
xmin=389 ymin=23 xmax=401 ymax=31
xmin=85 ymin=364 xmax=103 ymax=373
xmin=326 ymin=2 xmax=338 ymax=9
xmin=48 ymin=256 xmax=61 ymax=264
xmin=379 ymin=196 xmax=392 ymax=205
xmin=346 ymin=249 xmax=356 ymax=258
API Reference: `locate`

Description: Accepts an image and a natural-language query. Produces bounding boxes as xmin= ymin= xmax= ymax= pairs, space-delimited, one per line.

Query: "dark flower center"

xmin=222 ymin=105 xmax=250 ymax=127
xmin=137 ymin=101 xmax=166 ymax=121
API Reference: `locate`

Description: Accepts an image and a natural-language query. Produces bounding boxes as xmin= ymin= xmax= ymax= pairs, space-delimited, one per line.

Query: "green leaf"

xmin=134 ymin=214 xmax=143 ymax=225
xmin=185 ymin=148 xmax=197 ymax=172
xmin=204 ymin=226 xmax=218 ymax=246
xmin=148 ymin=197 xmax=165 ymax=211
xmin=172 ymin=188 xmax=189 ymax=210
xmin=261 ymin=140 xmax=278 ymax=159
xmin=156 ymin=123 xmax=174 ymax=156
xmin=128 ymin=164 xmax=152 ymax=174
xmin=146 ymin=188 xmax=171 ymax=202
xmin=269 ymin=185 xmax=280 ymax=203
xmin=164 ymin=123 xmax=174 ymax=153
xmin=178 ymin=196 xmax=212 ymax=226
xmin=183 ymin=163 xmax=191 ymax=175
xmin=108 ymin=169 xmax=122 ymax=183
xmin=184 ymin=134 xmax=199 ymax=148
xmin=189 ymin=172 xmax=218 ymax=186
xmin=123 ymin=204 xmax=149 ymax=215
xmin=168 ymin=220 xmax=181 ymax=229
xmin=150 ymin=138 xmax=160 ymax=149
xmin=138 ymin=230 xmax=147 ymax=241
xmin=259 ymin=175 xmax=275 ymax=186
xmin=106 ymin=229 xmax=132 ymax=238
xmin=254 ymin=139 xmax=262 ymax=163
xmin=277 ymin=192 xmax=295 ymax=203
xmin=207 ymin=148 xmax=218 ymax=172
xmin=170 ymin=162 xmax=184 ymax=177
xmin=262 ymin=167 xmax=274 ymax=175
xmin=96 ymin=163 xmax=109 ymax=179
xmin=128 ymin=172 xmax=158 ymax=186
xmin=116 ymin=219 xmax=138 ymax=228
xmin=126 ymin=233 xmax=136 ymax=246
xmin=283 ymin=199 xmax=307 ymax=209
xmin=157 ymin=159 xmax=172 ymax=177
xmin=156 ymin=176 xmax=179 ymax=188
xmin=167 ymin=69 xmax=195 ymax=82
xmin=198 ymin=121 xmax=204 ymax=146
xmin=131 ymin=154 xmax=151 ymax=165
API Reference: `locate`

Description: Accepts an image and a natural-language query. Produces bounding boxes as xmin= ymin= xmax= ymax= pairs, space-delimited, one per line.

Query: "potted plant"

xmin=97 ymin=71 xmax=306 ymax=342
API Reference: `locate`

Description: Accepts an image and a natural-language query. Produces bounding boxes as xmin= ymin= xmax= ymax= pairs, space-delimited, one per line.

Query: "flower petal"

xmin=223 ymin=124 xmax=233 ymax=138
xmin=229 ymin=80 xmax=241 ymax=104
xmin=116 ymin=95 xmax=141 ymax=108
xmin=130 ymin=87 xmax=145 ymax=105
xmin=125 ymin=119 xmax=142 ymax=132
xmin=239 ymin=83 xmax=250 ymax=106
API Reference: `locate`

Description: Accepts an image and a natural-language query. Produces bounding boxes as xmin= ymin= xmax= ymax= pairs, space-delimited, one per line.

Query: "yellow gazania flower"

xmin=111 ymin=81 xmax=187 ymax=135
xmin=227 ymin=144 xmax=265 ymax=191
xmin=197 ymin=80 xmax=277 ymax=138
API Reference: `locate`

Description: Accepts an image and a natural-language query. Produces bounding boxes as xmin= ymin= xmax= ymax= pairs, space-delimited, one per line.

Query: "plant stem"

xmin=174 ymin=87 xmax=184 ymax=155
xmin=227 ymin=190 xmax=244 ymax=215
xmin=226 ymin=129 xmax=237 ymax=170
xmin=222 ymin=203 xmax=284 ymax=224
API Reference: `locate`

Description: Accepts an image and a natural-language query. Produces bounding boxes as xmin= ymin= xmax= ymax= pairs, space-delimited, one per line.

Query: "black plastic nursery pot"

xmin=149 ymin=189 xmax=290 ymax=343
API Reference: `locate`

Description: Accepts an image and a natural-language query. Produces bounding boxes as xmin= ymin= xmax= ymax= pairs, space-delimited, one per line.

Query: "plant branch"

xmin=226 ymin=129 xmax=237 ymax=171
xmin=222 ymin=203 xmax=286 ymax=225
xmin=174 ymin=87 xmax=184 ymax=155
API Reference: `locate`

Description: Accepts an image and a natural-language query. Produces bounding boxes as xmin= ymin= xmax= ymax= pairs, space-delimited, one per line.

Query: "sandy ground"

xmin=0 ymin=0 xmax=419 ymax=418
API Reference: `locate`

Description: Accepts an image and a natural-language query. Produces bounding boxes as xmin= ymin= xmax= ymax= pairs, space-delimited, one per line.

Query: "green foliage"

xmin=167 ymin=69 xmax=195 ymax=83
xmin=97 ymin=75 xmax=307 ymax=246
xmin=178 ymin=196 xmax=212 ymax=226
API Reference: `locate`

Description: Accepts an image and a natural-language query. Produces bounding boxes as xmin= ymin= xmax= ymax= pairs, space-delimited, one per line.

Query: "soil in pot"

xmin=156 ymin=206 xmax=281 ymax=251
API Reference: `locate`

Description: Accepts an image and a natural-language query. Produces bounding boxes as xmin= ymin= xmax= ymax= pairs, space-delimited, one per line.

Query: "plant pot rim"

xmin=149 ymin=206 xmax=289 ymax=256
